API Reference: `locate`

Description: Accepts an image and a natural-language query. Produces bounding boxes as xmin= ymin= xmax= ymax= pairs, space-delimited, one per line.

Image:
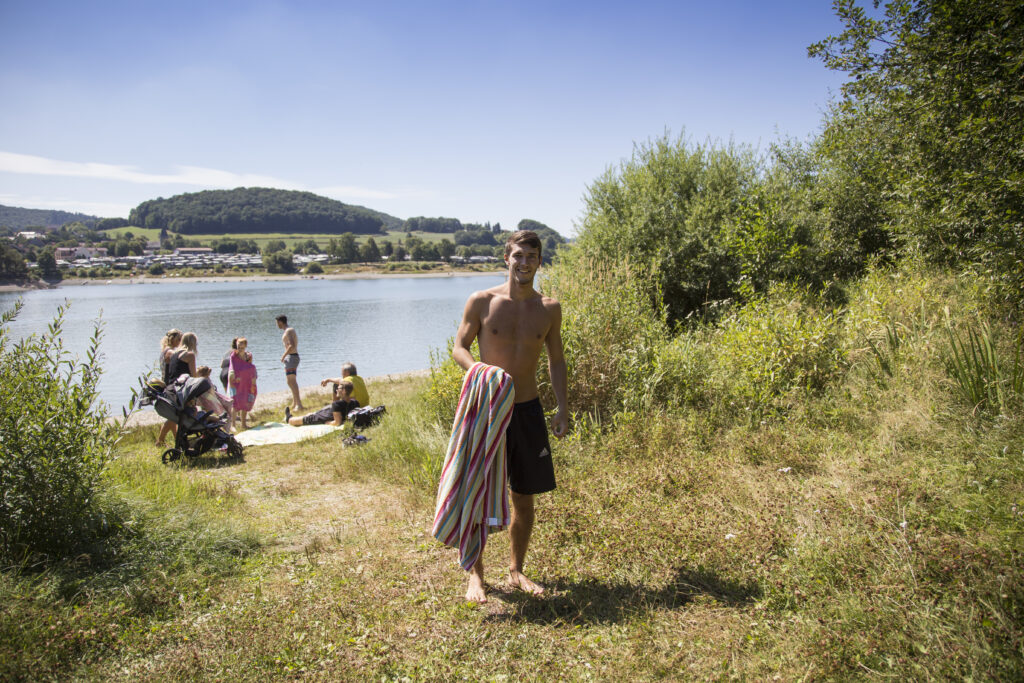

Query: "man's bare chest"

xmin=480 ymin=300 xmax=550 ymax=347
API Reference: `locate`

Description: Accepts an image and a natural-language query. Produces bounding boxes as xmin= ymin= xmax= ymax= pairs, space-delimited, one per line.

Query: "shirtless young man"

xmin=452 ymin=229 xmax=569 ymax=603
xmin=276 ymin=314 xmax=304 ymax=411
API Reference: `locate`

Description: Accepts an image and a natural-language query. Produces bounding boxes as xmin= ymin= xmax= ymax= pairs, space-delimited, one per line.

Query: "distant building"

xmin=17 ymin=231 xmax=42 ymax=240
xmin=55 ymin=245 xmax=108 ymax=260
xmin=174 ymin=247 xmax=214 ymax=255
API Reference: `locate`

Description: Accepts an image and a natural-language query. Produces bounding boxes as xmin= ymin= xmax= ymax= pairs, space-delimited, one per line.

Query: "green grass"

xmin=1 ymin=267 xmax=1021 ymax=680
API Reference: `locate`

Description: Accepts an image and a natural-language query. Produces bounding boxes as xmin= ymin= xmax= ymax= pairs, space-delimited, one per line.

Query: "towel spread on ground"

xmin=234 ymin=421 xmax=339 ymax=447
xmin=432 ymin=362 xmax=515 ymax=571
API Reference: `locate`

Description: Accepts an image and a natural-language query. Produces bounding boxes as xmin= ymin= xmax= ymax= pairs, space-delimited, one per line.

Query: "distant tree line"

xmin=0 ymin=205 xmax=99 ymax=231
xmin=2 ymin=193 xmax=571 ymax=278
xmin=129 ymin=188 xmax=388 ymax=235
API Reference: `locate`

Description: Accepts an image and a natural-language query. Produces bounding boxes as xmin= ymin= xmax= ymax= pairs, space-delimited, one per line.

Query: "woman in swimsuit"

xmin=156 ymin=329 xmax=181 ymax=446
xmin=157 ymin=332 xmax=199 ymax=446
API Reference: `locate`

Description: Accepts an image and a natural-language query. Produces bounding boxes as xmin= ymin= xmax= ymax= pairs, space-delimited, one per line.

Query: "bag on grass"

xmin=347 ymin=405 xmax=386 ymax=429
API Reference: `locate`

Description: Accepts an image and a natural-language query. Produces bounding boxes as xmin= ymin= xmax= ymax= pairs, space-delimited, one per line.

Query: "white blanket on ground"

xmin=234 ymin=421 xmax=339 ymax=447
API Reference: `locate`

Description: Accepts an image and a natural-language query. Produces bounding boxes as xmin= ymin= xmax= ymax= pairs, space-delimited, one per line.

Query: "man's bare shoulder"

xmin=540 ymin=293 xmax=562 ymax=313
xmin=467 ymin=284 xmax=508 ymax=306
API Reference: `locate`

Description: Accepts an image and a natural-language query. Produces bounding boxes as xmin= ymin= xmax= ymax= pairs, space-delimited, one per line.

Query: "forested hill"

xmin=128 ymin=188 xmax=398 ymax=235
xmin=0 ymin=205 xmax=99 ymax=230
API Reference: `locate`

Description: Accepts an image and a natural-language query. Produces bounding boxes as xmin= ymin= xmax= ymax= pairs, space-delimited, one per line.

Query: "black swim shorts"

xmin=505 ymin=397 xmax=555 ymax=495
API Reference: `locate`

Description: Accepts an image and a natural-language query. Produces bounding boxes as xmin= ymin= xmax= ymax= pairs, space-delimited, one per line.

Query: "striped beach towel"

xmin=432 ymin=362 xmax=514 ymax=570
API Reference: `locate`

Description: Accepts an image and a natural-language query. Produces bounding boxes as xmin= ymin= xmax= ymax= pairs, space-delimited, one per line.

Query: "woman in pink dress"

xmin=228 ymin=337 xmax=258 ymax=430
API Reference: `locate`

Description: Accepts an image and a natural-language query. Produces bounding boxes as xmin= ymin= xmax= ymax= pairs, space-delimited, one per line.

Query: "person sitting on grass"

xmin=285 ymin=380 xmax=359 ymax=427
xmin=319 ymin=362 xmax=369 ymax=408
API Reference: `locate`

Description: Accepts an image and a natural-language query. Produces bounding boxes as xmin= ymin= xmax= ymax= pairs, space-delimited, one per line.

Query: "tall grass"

xmin=710 ymin=284 xmax=845 ymax=412
xmin=944 ymin=314 xmax=1023 ymax=416
xmin=540 ymin=254 xmax=670 ymax=419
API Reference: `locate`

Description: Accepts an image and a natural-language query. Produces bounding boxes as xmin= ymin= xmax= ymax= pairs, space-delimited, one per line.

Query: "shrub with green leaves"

xmin=571 ymin=133 xmax=759 ymax=323
xmin=0 ymin=300 xmax=124 ymax=564
xmin=712 ymin=285 xmax=845 ymax=410
xmin=646 ymin=330 xmax=713 ymax=409
xmin=541 ymin=254 xmax=670 ymax=418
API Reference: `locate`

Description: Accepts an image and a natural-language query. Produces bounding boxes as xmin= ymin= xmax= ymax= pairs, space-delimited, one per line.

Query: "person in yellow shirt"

xmin=320 ymin=362 xmax=370 ymax=407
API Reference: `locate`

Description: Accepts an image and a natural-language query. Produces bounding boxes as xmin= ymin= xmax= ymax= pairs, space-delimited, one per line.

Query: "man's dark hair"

xmin=504 ymin=230 xmax=543 ymax=260
xmin=276 ymin=315 xmax=288 ymax=325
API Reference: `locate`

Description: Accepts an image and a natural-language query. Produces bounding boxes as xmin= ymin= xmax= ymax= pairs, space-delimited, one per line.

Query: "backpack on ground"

xmin=347 ymin=405 xmax=386 ymax=429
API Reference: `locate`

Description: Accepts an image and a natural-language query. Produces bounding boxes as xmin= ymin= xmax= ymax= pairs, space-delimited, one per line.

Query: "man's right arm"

xmin=452 ymin=293 xmax=483 ymax=371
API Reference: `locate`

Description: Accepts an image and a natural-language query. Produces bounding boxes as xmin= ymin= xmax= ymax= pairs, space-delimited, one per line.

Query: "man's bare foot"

xmin=509 ymin=569 xmax=544 ymax=596
xmin=466 ymin=573 xmax=488 ymax=604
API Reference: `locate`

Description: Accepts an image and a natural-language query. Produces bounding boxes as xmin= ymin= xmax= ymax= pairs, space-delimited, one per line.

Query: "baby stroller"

xmin=141 ymin=375 xmax=244 ymax=464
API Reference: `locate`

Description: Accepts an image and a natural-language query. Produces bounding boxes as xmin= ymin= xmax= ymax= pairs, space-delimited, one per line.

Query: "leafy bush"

xmin=262 ymin=251 xmax=295 ymax=274
xmin=811 ymin=0 xmax=1024 ymax=309
xmin=572 ymin=133 xmax=760 ymax=323
xmin=147 ymin=263 xmax=164 ymax=275
xmin=0 ymin=301 xmax=124 ymax=564
xmin=541 ymin=254 xmax=670 ymax=418
xmin=304 ymin=261 xmax=324 ymax=274
xmin=571 ymin=133 xmax=855 ymax=325
xmin=711 ymin=285 xmax=845 ymax=410
xmin=646 ymin=330 xmax=713 ymax=409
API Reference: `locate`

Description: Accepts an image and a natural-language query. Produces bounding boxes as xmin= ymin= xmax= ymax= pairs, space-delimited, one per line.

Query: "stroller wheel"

xmin=161 ymin=448 xmax=183 ymax=465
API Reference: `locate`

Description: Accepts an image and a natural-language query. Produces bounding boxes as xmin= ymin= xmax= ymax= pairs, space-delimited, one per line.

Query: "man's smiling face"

xmin=506 ymin=243 xmax=540 ymax=286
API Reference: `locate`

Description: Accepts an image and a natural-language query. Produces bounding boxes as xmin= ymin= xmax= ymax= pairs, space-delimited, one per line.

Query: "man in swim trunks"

xmin=451 ymin=229 xmax=569 ymax=603
xmin=277 ymin=314 xmax=304 ymax=411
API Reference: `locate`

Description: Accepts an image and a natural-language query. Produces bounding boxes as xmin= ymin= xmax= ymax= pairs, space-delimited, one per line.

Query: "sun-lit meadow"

xmin=1 ymin=261 xmax=1021 ymax=680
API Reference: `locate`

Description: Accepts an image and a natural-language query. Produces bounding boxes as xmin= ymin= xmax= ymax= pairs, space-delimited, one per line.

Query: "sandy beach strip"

xmin=118 ymin=368 xmax=429 ymax=429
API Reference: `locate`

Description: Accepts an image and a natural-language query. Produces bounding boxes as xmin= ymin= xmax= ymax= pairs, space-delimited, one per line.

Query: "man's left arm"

xmin=545 ymin=300 xmax=569 ymax=439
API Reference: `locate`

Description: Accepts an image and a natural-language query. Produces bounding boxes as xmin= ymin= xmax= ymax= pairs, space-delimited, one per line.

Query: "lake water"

xmin=0 ymin=275 xmax=502 ymax=410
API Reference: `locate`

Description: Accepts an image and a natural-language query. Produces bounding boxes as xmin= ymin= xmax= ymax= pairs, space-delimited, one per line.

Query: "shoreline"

xmin=117 ymin=368 xmax=430 ymax=429
xmin=0 ymin=269 xmax=501 ymax=292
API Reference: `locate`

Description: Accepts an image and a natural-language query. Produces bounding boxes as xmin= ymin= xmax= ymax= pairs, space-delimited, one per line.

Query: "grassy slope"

xmin=1 ymin=268 xmax=1021 ymax=680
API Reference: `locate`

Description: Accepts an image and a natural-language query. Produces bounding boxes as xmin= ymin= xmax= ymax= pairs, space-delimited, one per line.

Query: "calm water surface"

xmin=0 ymin=275 xmax=502 ymax=410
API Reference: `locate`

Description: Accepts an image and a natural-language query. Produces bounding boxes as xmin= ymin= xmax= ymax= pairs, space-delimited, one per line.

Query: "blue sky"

xmin=0 ymin=1 xmax=846 ymax=235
